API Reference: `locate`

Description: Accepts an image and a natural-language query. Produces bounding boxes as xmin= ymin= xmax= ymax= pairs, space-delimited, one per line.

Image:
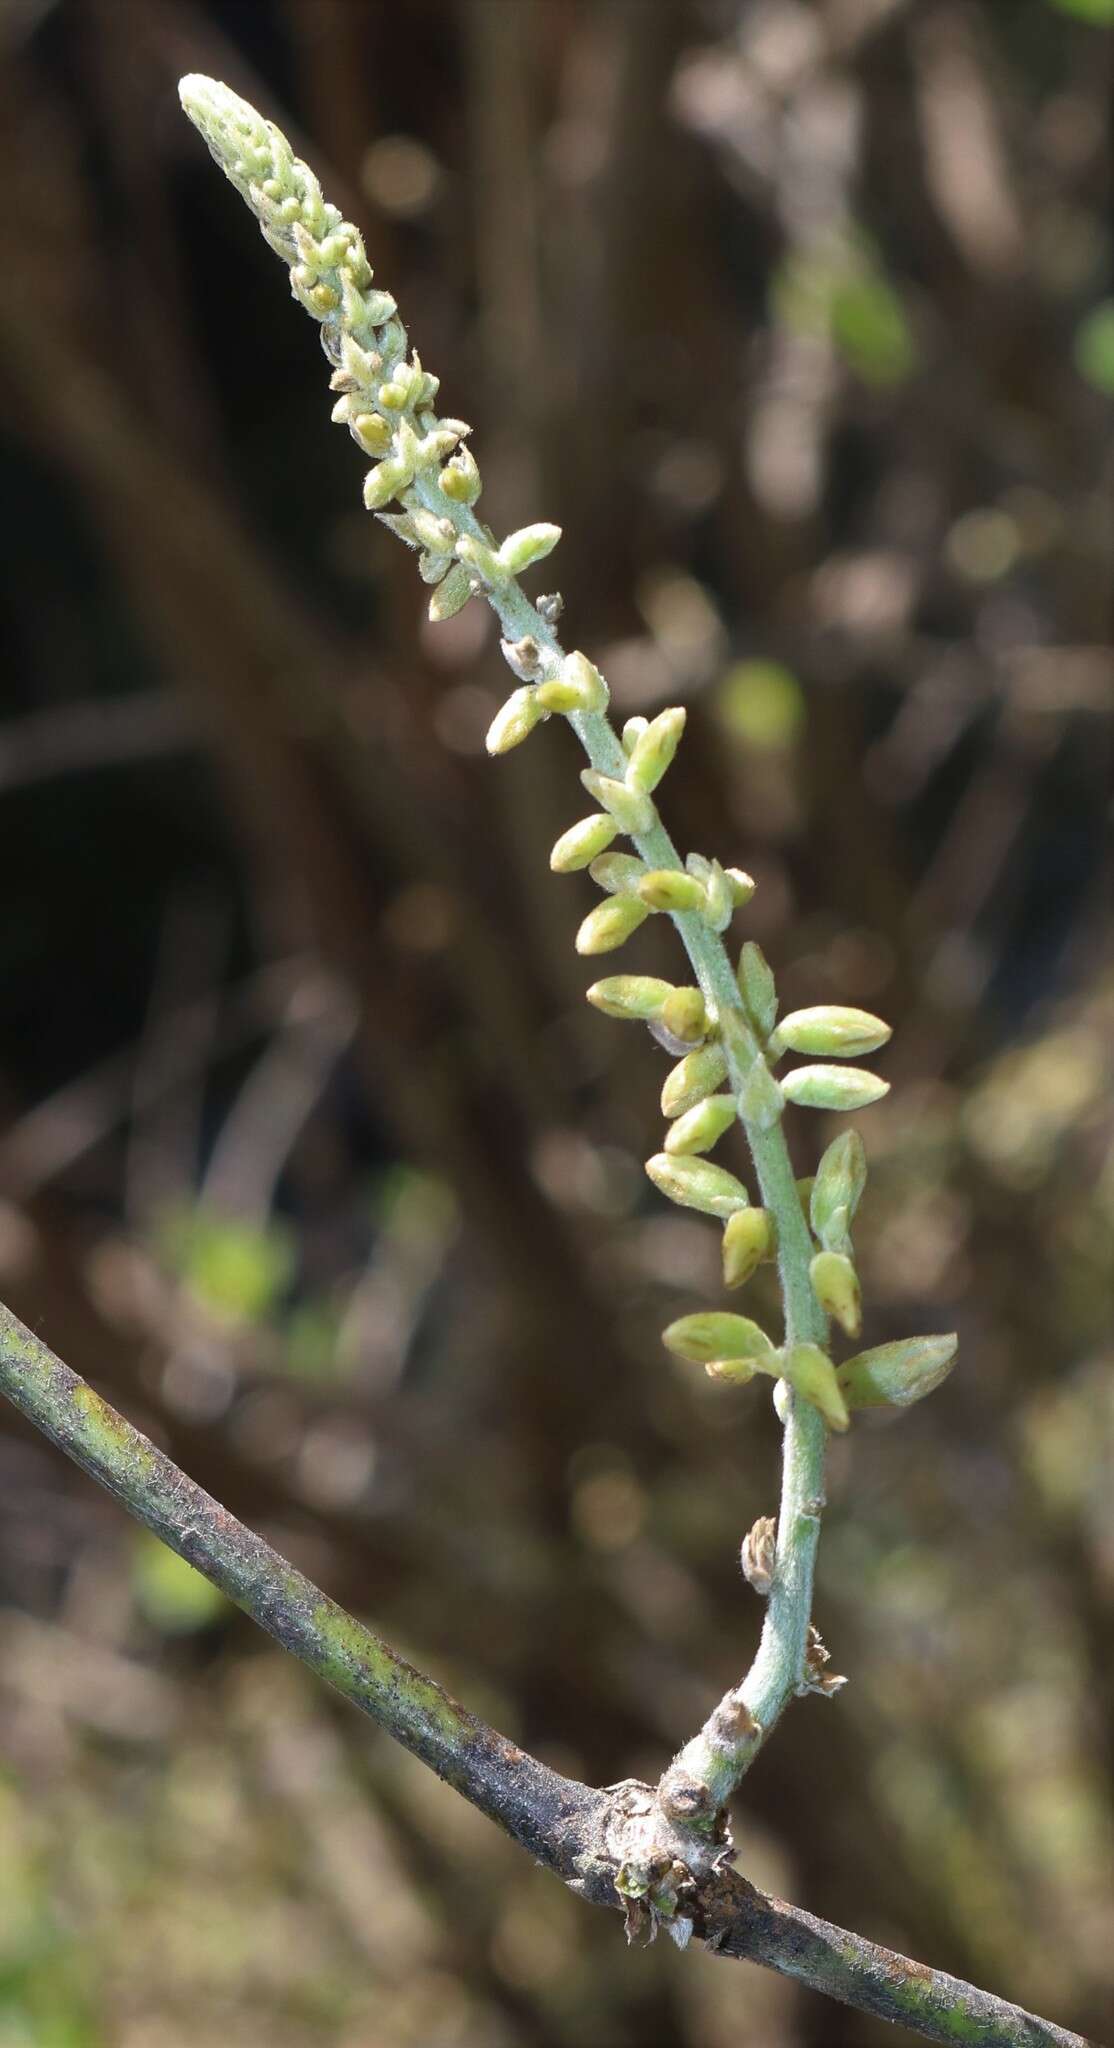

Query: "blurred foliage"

xmin=0 ymin=1 xmax=1110 ymax=2044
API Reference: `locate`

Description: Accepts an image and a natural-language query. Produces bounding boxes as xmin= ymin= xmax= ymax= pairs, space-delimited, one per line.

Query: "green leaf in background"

xmin=157 ymin=1205 xmax=295 ymax=1324
xmin=131 ymin=1531 xmax=228 ymax=1634
xmin=1048 ymin=0 xmax=1114 ymax=24
xmin=716 ymin=660 xmax=806 ymax=751
xmin=830 ymin=274 xmax=918 ymax=386
xmin=1073 ymin=299 xmax=1114 ymax=394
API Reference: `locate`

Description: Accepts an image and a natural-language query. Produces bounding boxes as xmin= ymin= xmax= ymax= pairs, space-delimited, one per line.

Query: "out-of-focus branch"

xmin=0 ymin=1300 xmax=1094 ymax=2048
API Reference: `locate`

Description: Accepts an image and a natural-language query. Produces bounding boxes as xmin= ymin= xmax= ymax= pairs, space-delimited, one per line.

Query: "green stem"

xmin=418 ymin=482 xmax=830 ymax=1792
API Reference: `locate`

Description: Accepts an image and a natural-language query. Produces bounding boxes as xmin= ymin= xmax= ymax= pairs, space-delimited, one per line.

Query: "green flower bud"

xmin=428 ymin=560 xmax=474 ymax=622
xmin=663 ymin=1312 xmax=776 ymax=1366
xmin=362 ymin=456 xmax=412 ymax=509
xmin=726 ymin=869 xmax=757 ymax=907
xmin=575 ymin=895 xmax=650 ymax=955
xmin=497 ymin=522 xmax=561 ymax=574
xmin=550 ymin=813 xmax=618 ymax=872
xmin=810 ymin=1131 xmax=866 ymax=1253
xmin=534 ymin=651 xmax=608 ymax=715
xmin=781 ymin=1344 xmax=849 ymax=1432
xmin=738 ymin=1061 xmax=785 ymax=1130
xmin=411 ymin=507 xmax=457 ymax=553
xmin=440 ymin=447 xmax=482 ymax=503
xmin=645 ymin=1152 xmax=750 ymax=1218
xmin=351 ymin=411 xmax=393 ymax=455
xmin=837 ymin=1335 xmax=958 ymax=1411
xmin=781 ymin=1066 xmax=890 ymax=1112
xmin=698 ymin=860 xmax=735 ymax=933
xmin=658 ymin=987 xmax=707 ymax=1044
xmin=622 ymin=716 xmax=649 ymax=754
xmin=771 ymin=1006 xmax=892 ymax=1060
xmin=722 ymin=1207 xmax=773 ymax=1289
xmin=588 ymin=853 xmax=648 ymax=896
xmin=626 ymin=707 xmax=686 ymax=793
xmin=661 ymin=1043 xmax=728 ymax=1118
xmin=809 ymin=1250 xmax=862 ymax=1337
xmin=703 ymin=1356 xmax=760 ymax=1386
xmin=455 ymin=532 xmax=503 ymax=584
xmin=586 ymin=975 xmax=674 ymax=1021
xmin=637 ymin=869 xmax=707 ymax=914
xmin=737 ymin=941 xmax=778 ymax=1039
xmin=485 ymin=687 xmax=546 ymax=755
xmin=580 ymin=769 xmax=654 ymax=836
xmin=664 ymin=1093 xmax=738 ymax=1157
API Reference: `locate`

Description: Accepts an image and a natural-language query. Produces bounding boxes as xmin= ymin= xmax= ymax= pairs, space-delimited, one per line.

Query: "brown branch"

xmin=0 ymin=1300 xmax=1094 ymax=2048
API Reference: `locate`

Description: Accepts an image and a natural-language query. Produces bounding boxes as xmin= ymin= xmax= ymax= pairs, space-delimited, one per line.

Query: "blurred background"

xmin=0 ymin=1 xmax=1111 ymax=2043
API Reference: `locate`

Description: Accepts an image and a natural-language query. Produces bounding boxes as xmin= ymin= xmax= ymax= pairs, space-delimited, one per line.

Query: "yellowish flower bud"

xmin=351 ymin=411 xmax=392 ymax=455
xmin=704 ymin=1357 xmax=759 ymax=1386
xmin=638 ymin=869 xmax=707 ymax=914
xmin=722 ymin=1207 xmax=773 ymax=1289
xmin=550 ymin=814 xmax=618 ymax=872
xmin=661 ymin=1043 xmax=728 ymax=1118
xmin=726 ymin=868 xmax=757 ymax=906
xmin=497 ymin=523 xmax=561 ymax=574
xmin=663 ymin=1312 xmax=776 ymax=1366
xmin=837 ymin=1335 xmax=958 ymax=1411
xmin=485 ymin=687 xmax=545 ymax=755
xmin=534 ymin=651 xmax=608 ymax=715
xmin=440 ymin=447 xmax=482 ymax=503
xmin=664 ymin=1094 xmax=738 ymax=1157
xmin=575 ymin=895 xmax=650 ymax=955
xmin=645 ymin=1152 xmax=750 ymax=1218
xmin=579 ymin=769 xmax=654 ymax=836
xmin=586 ymin=976 xmax=674 ymax=1021
xmin=362 ymin=456 xmax=411 ymax=509
xmin=588 ymin=853 xmax=647 ymax=896
xmin=781 ymin=1066 xmax=890 ymax=1112
xmin=771 ymin=1007 xmax=892 ymax=1060
xmin=658 ymin=987 xmax=707 ymax=1044
xmin=781 ymin=1344 xmax=849 ymax=1432
xmin=428 ymin=561 xmax=474 ymax=622
xmin=625 ymin=707 xmax=687 ymax=793
xmin=809 ymin=1250 xmax=861 ymax=1338
xmin=621 ymin=716 xmax=649 ymax=754
xmin=810 ymin=1131 xmax=867 ymax=1253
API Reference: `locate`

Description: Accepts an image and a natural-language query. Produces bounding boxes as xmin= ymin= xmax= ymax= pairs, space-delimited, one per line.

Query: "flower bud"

xmin=621 ymin=717 xmax=649 ymax=754
xmin=771 ymin=1007 xmax=892 ymax=1060
xmin=664 ymin=1093 xmax=738 ymax=1157
xmin=837 ymin=1334 xmax=958 ymax=1411
xmin=497 ymin=522 xmax=561 ymax=574
xmin=738 ymin=1061 xmax=785 ymax=1130
xmin=810 ymin=1131 xmax=866 ymax=1252
xmin=663 ymin=1312 xmax=776 ymax=1366
xmin=659 ymin=987 xmax=707 ymax=1044
xmin=351 ymin=411 xmax=393 ymax=455
xmin=485 ymin=687 xmax=545 ymax=755
xmin=645 ymin=1152 xmax=750 ymax=1218
xmin=737 ymin=941 xmax=778 ymax=1039
xmin=809 ymin=1250 xmax=861 ymax=1337
xmin=699 ymin=861 xmax=735 ymax=934
xmin=589 ymin=853 xmax=648 ymax=897
xmin=625 ymin=708 xmax=686 ymax=793
xmin=661 ymin=1043 xmax=728 ymax=1118
xmin=439 ymin=447 xmax=482 ymax=503
xmin=781 ymin=1344 xmax=849 ymax=1432
xmin=551 ymin=813 xmax=618 ymax=872
xmin=575 ymin=895 xmax=650 ymax=955
xmin=580 ymin=769 xmax=654 ymax=836
xmin=586 ymin=976 xmax=674 ymax=1021
xmin=704 ymin=1357 xmax=759 ymax=1386
xmin=722 ymin=1208 xmax=773 ymax=1289
xmin=455 ymin=532 xmax=503 ymax=584
xmin=781 ymin=1066 xmax=890 ymax=1112
xmin=362 ymin=457 xmax=411 ymax=510
xmin=428 ymin=561 xmax=474 ymax=622
xmin=726 ymin=869 xmax=757 ymax=907
xmin=638 ymin=869 xmax=707 ymax=914
xmin=534 ymin=651 xmax=608 ymax=715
